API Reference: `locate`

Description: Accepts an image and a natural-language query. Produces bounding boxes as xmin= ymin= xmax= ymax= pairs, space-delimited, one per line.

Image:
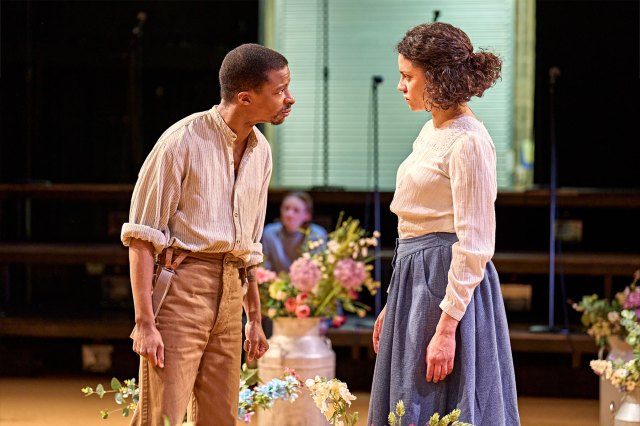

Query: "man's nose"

xmin=285 ymin=90 xmax=295 ymax=105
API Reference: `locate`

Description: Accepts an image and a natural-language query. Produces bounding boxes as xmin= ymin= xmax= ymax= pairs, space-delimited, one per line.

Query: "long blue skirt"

xmin=368 ymin=233 xmax=520 ymax=426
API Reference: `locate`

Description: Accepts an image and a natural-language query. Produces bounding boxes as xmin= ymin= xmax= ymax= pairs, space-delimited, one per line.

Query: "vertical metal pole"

xmin=372 ymin=78 xmax=382 ymax=315
xmin=322 ymin=0 xmax=329 ymax=187
xmin=548 ymin=67 xmax=560 ymax=330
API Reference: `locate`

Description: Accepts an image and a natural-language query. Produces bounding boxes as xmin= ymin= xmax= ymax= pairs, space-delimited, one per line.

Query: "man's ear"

xmin=237 ymin=91 xmax=251 ymax=105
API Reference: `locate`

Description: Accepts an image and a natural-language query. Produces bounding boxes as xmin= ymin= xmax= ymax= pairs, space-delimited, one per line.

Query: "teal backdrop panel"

xmin=264 ymin=0 xmax=515 ymax=190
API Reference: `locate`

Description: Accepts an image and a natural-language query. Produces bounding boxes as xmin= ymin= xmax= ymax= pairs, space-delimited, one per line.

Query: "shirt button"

xmin=236 ymin=240 xmax=240 ymax=244
xmin=234 ymin=213 xmax=238 ymax=217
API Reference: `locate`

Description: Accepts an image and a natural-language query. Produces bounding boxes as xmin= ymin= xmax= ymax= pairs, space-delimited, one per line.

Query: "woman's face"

xmin=280 ymin=196 xmax=311 ymax=233
xmin=397 ymin=54 xmax=429 ymax=112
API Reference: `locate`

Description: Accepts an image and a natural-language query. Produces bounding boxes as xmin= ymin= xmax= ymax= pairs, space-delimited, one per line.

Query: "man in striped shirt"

xmin=121 ymin=43 xmax=294 ymax=426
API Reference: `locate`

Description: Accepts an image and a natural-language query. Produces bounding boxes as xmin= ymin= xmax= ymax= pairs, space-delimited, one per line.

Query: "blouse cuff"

xmin=439 ymin=296 xmax=465 ymax=322
xmin=121 ymin=223 xmax=167 ymax=254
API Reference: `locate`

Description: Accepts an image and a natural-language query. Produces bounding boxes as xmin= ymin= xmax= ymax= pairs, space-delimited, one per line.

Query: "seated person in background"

xmin=261 ymin=191 xmax=327 ymax=273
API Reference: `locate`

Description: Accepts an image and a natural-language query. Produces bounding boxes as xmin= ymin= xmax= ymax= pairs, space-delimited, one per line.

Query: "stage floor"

xmin=0 ymin=375 xmax=598 ymax=426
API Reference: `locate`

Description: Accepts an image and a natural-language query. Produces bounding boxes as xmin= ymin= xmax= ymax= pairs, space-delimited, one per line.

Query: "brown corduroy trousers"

xmin=130 ymin=251 xmax=245 ymax=426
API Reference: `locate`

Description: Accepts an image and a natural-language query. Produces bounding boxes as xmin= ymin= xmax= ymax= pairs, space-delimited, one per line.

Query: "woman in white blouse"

xmin=368 ymin=23 xmax=520 ymax=426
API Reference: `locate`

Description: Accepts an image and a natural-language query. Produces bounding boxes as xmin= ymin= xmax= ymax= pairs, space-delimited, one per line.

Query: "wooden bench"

xmin=0 ymin=243 xmax=633 ymax=367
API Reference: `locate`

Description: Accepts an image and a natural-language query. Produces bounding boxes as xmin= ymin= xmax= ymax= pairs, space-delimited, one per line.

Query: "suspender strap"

xmin=130 ymin=247 xmax=190 ymax=339
xmin=164 ymin=247 xmax=189 ymax=271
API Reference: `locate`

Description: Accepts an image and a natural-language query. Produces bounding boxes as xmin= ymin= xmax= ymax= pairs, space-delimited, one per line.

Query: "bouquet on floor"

xmin=81 ymin=364 xmax=302 ymax=424
xmin=304 ymin=376 xmax=474 ymax=426
xmin=572 ymin=270 xmax=640 ymax=347
xmin=237 ymin=364 xmax=302 ymax=423
xmin=257 ymin=214 xmax=380 ymax=322
xmin=305 ymin=376 xmax=359 ymax=426
xmin=590 ymin=309 xmax=640 ymax=392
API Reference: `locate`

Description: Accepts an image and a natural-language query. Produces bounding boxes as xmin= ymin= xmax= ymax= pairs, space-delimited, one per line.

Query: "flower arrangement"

xmin=305 ymin=376 xmax=359 ymax=426
xmin=238 ymin=364 xmax=302 ymax=423
xmin=387 ymin=400 xmax=472 ymax=426
xmin=572 ymin=270 xmax=640 ymax=347
xmin=81 ymin=364 xmax=302 ymax=424
xmin=304 ymin=376 xmax=473 ymax=426
xmin=257 ymin=214 xmax=380 ymax=321
xmin=590 ymin=309 xmax=640 ymax=392
xmin=81 ymin=377 xmax=138 ymax=420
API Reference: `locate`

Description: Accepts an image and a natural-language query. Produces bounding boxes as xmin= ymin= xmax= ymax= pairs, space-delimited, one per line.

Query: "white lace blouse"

xmin=390 ymin=115 xmax=497 ymax=321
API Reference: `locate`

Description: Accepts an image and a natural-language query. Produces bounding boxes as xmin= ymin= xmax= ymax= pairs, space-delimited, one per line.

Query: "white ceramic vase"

xmin=257 ymin=317 xmax=335 ymax=426
xmin=614 ymin=386 xmax=640 ymax=426
xmin=602 ymin=336 xmax=635 ymax=426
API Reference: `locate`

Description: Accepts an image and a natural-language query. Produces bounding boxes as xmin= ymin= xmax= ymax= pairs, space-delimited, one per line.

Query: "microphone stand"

xmin=123 ymin=11 xmax=146 ymax=180
xmin=531 ymin=66 xmax=563 ymax=333
xmin=371 ymin=75 xmax=383 ymax=315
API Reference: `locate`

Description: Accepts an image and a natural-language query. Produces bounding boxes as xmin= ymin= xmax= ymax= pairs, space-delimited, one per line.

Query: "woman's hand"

xmin=372 ymin=305 xmax=387 ymax=353
xmin=133 ymin=321 xmax=165 ymax=368
xmin=426 ymin=312 xmax=459 ymax=383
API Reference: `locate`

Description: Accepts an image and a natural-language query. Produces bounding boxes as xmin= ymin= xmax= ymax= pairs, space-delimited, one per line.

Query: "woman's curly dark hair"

xmin=397 ymin=22 xmax=502 ymax=111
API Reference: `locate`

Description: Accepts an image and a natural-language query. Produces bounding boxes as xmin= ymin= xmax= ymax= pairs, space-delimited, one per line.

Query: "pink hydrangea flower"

xmin=333 ymin=259 xmax=366 ymax=290
xmin=255 ymin=266 xmax=277 ymax=284
xmin=296 ymin=304 xmax=311 ymax=318
xmin=624 ymin=287 xmax=640 ymax=309
xmin=289 ymin=258 xmax=321 ymax=292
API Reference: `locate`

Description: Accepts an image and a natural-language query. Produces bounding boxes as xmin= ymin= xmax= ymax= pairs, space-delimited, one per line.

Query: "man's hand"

xmin=244 ymin=319 xmax=269 ymax=361
xmin=372 ymin=305 xmax=386 ymax=354
xmin=133 ymin=321 xmax=165 ymax=368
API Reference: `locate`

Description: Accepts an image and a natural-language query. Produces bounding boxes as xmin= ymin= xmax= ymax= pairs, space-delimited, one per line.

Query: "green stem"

xmin=313 ymin=285 xmax=341 ymax=316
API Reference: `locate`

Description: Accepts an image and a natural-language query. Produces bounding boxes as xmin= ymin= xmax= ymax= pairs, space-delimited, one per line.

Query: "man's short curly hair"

xmin=219 ymin=43 xmax=288 ymax=102
xmin=397 ymin=22 xmax=502 ymax=110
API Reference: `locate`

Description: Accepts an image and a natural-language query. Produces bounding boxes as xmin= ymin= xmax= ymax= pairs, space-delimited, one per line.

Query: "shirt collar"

xmin=211 ymin=105 xmax=259 ymax=149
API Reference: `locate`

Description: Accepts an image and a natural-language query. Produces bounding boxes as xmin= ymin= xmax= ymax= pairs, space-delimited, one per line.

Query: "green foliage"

xmin=388 ymin=401 xmax=473 ymax=426
xmin=388 ymin=412 xmax=397 ymax=426
xmin=110 ymin=378 xmax=122 ymax=391
xmin=81 ymin=377 xmax=138 ymax=419
xmin=83 ymin=365 xmax=299 ymax=424
xmin=240 ymin=362 xmax=260 ymax=387
xmin=428 ymin=408 xmax=472 ymax=426
xmin=387 ymin=399 xmax=405 ymax=426
xmin=572 ymin=293 xmax=622 ymax=347
xmin=573 ymin=271 xmax=640 ymax=348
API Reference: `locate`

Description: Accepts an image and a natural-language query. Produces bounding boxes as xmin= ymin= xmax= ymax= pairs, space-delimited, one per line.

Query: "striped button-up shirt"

xmin=121 ymin=106 xmax=272 ymax=266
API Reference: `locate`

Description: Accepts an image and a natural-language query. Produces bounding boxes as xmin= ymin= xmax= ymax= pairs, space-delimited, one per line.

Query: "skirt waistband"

xmin=393 ymin=232 xmax=458 ymax=264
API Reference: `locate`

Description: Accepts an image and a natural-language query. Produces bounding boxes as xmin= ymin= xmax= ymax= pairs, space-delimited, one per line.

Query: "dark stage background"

xmin=533 ymin=0 xmax=639 ymax=189
xmin=1 ymin=0 xmax=638 ymax=188
xmin=1 ymin=0 xmax=259 ymax=183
